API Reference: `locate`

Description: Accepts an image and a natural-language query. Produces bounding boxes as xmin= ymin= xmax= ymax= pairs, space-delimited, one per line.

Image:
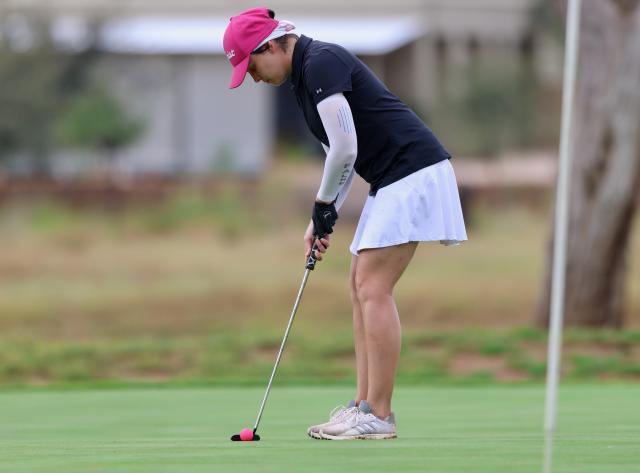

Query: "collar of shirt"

xmin=289 ymin=34 xmax=313 ymax=90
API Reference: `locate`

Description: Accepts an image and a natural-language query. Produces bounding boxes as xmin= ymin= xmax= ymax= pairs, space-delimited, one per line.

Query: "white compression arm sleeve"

xmin=315 ymin=93 xmax=358 ymax=208
xmin=320 ymin=143 xmax=355 ymax=211
xmin=334 ymin=168 xmax=355 ymax=211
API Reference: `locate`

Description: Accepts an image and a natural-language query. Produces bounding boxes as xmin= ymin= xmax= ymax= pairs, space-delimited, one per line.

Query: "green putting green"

xmin=0 ymin=385 xmax=638 ymax=473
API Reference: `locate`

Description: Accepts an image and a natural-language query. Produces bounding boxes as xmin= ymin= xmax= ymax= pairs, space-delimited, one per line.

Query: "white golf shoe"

xmin=307 ymin=400 xmax=357 ymax=439
xmin=319 ymin=400 xmax=397 ymax=440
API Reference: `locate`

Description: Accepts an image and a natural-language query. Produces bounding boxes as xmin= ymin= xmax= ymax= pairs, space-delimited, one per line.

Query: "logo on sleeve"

xmin=315 ymin=88 xmax=323 ymax=94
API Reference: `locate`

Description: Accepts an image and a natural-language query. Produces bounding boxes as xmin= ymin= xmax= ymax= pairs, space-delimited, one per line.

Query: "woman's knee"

xmin=350 ymin=275 xmax=359 ymax=304
xmin=354 ymin=271 xmax=391 ymax=306
xmin=349 ymin=259 xmax=359 ymax=303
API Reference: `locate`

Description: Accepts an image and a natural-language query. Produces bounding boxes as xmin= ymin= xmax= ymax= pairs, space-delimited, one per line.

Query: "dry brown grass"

xmin=0 ymin=160 xmax=638 ymax=344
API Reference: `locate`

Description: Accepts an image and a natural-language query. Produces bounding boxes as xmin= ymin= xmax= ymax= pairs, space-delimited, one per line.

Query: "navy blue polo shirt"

xmin=289 ymin=35 xmax=451 ymax=195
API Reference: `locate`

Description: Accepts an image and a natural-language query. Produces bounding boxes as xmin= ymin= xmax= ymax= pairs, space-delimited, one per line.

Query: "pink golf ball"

xmin=239 ymin=428 xmax=254 ymax=441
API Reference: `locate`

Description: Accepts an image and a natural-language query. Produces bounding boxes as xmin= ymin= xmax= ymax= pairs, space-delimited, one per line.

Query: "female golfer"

xmin=224 ymin=8 xmax=467 ymax=440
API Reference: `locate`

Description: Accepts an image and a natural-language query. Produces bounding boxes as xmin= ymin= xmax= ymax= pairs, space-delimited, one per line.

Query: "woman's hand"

xmin=312 ymin=201 xmax=338 ymax=237
xmin=304 ymin=219 xmax=330 ymax=262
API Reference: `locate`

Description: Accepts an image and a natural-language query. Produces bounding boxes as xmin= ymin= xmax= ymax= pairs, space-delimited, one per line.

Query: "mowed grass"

xmin=0 ymin=385 xmax=638 ymax=473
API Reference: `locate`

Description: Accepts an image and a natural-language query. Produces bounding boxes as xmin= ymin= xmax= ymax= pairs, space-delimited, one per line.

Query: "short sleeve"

xmin=304 ymin=51 xmax=353 ymax=106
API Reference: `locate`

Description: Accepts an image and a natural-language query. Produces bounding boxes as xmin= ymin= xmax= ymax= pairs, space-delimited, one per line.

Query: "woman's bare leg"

xmin=349 ymin=255 xmax=368 ymax=403
xmin=354 ymin=242 xmax=418 ymax=419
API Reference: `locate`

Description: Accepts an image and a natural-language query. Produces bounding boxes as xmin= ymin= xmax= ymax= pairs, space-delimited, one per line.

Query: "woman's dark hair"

xmin=252 ymin=34 xmax=299 ymax=55
xmin=274 ymin=34 xmax=298 ymax=52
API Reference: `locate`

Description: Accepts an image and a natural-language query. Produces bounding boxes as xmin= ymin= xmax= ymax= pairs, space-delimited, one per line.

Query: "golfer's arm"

xmin=315 ymin=93 xmax=357 ymax=209
xmin=333 ymin=168 xmax=355 ymax=211
xmin=320 ymin=144 xmax=355 ymax=211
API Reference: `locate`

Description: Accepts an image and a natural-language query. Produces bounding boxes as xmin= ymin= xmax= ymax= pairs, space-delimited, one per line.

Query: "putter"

xmin=231 ymin=238 xmax=320 ymax=442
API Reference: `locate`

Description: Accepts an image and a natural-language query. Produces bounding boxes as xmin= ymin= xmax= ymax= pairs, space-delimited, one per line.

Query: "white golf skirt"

xmin=349 ymin=159 xmax=468 ymax=255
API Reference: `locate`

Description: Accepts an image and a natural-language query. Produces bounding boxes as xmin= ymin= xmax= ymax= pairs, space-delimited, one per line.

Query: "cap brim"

xmin=229 ymin=55 xmax=250 ymax=89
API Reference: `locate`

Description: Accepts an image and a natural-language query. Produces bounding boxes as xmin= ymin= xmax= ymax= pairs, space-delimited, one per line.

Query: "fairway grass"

xmin=0 ymin=385 xmax=638 ymax=473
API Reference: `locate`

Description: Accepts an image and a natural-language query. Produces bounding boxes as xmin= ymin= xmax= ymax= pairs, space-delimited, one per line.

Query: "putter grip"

xmin=306 ymin=242 xmax=319 ymax=270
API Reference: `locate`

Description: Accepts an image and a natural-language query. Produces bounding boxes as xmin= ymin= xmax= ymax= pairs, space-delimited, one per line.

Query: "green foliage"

xmin=0 ymin=17 xmax=101 ymax=171
xmin=0 ymin=44 xmax=64 ymax=166
xmin=0 ymin=16 xmax=142 ymax=173
xmin=430 ymin=66 xmax=539 ymax=157
xmin=530 ymin=0 xmax=565 ymax=41
xmin=26 ymin=201 xmax=79 ymax=232
xmin=0 ymin=187 xmax=266 ymax=238
xmin=478 ymin=336 xmax=516 ymax=356
xmin=569 ymin=355 xmax=618 ymax=377
xmin=509 ymin=356 xmax=547 ymax=379
xmin=55 ymin=86 xmax=144 ymax=154
xmin=512 ymin=327 xmax=547 ymax=341
xmin=2 ymin=329 xmax=640 ymax=387
xmin=133 ymin=188 xmax=266 ymax=238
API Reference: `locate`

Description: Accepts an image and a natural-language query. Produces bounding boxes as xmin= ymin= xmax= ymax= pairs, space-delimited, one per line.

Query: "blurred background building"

xmin=0 ymin=0 xmax=561 ymax=177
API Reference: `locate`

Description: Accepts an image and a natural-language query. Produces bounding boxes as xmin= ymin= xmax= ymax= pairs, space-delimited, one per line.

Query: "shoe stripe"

xmin=360 ymin=423 xmax=374 ymax=434
xmin=361 ymin=420 xmax=394 ymax=435
xmin=327 ymin=418 xmax=396 ymax=438
xmin=362 ymin=424 xmax=373 ymax=434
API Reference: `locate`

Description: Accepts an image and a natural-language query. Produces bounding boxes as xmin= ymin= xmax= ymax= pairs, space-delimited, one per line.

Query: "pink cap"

xmin=223 ymin=8 xmax=278 ymax=89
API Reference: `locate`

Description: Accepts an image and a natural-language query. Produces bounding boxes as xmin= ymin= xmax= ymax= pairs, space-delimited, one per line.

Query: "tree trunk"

xmin=537 ymin=0 xmax=640 ymax=327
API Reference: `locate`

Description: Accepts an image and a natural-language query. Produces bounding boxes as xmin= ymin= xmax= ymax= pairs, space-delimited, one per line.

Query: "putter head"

xmin=230 ymin=431 xmax=261 ymax=441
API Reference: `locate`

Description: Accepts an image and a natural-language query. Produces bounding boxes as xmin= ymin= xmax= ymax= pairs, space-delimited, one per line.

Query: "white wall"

xmin=100 ymin=54 xmax=272 ymax=175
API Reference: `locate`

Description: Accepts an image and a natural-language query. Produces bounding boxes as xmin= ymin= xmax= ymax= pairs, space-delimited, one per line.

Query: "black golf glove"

xmin=312 ymin=201 xmax=338 ymax=237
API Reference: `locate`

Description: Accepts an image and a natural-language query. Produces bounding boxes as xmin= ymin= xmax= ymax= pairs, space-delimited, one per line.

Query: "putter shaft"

xmin=252 ymin=240 xmax=318 ymax=433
